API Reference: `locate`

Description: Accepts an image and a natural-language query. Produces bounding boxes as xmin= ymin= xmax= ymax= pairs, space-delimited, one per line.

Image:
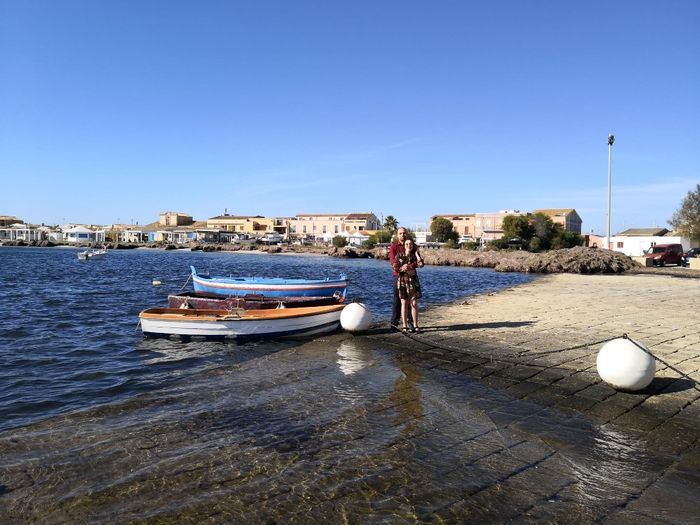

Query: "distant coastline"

xmin=5 ymin=239 xmax=691 ymax=277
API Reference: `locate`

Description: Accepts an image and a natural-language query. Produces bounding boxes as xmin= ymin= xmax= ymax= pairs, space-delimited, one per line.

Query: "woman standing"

xmin=392 ymin=238 xmax=424 ymax=333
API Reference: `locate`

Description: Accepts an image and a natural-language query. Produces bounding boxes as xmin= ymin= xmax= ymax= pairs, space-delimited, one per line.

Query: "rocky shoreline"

xmin=4 ymin=239 xmax=696 ymax=276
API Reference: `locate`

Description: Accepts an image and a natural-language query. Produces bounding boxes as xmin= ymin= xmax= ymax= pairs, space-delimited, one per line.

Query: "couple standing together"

xmin=389 ymin=227 xmax=424 ymax=333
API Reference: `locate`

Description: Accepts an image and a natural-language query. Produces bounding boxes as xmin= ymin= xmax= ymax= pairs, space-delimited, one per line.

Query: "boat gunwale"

xmin=139 ymin=304 xmax=345 ymax=322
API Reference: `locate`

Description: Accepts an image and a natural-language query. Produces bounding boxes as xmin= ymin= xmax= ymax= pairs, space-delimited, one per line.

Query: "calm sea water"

xmin=0 ymin=246 xmax=532 ymax=431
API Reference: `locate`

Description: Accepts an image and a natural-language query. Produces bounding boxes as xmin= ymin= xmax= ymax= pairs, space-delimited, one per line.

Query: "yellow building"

xmin=532 ymin=209 xmax=582 ymax=233
xmin=206 ymin=214 xmax=274 ymax=235
xmin=431 ymin=211 xmax=524 ymax=242
xmin=288 ymin=213 xmax=380 ymax=240
xmin=431 ymin=214 xmax=476 ymax=239
xmin=159 ymin=211 xmax=193 ymax=227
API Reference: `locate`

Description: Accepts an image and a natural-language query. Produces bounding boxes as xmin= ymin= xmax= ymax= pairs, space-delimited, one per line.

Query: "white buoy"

xmin=152 ymin=280 xmax=162 ymax=286
xmin=596 ymin=337 xmax=656 ymax=391
xmin=340 ymin=303 xmax=373 ymax=332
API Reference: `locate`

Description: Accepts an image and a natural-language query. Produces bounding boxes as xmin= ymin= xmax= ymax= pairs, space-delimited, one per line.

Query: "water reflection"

xmin=335 ymin=339 xmax=375 ymax=376
xmin=563 ymin=424 xmax=657 ymax=505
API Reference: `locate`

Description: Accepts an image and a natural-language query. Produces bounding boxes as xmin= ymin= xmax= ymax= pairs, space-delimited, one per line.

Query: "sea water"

xmin=0 ymin=246 xmax=532 ymax=431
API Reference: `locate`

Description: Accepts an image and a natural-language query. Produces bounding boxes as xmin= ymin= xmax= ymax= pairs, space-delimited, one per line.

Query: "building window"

xmin=617 ymin=242 xmax=624 ymax=248
xmin=323 ymin=225 xmax=327 ymax=234
xmin=334 ymin=225 xmax=339 ymax=233
xmin=303 ymin=225 xmax=307 ymax=234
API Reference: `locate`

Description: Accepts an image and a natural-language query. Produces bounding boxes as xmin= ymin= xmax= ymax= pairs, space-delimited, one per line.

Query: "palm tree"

xmin=384 ymin=215 xmax=399 ymax=232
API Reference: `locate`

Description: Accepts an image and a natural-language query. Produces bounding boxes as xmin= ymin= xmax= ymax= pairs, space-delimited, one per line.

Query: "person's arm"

xmin=389 ymin=243 xmax=397 ymax=266
xmin=415 ymin=250 xmax=424 ymax=268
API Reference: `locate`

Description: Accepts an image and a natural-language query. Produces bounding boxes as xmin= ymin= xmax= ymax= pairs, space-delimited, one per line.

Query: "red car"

xmin=644 ymin=243 xmax=685 ymax=266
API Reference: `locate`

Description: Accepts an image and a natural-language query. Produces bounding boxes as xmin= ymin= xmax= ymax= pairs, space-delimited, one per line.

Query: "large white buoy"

xmin=340 ymin=303 xmax=373 ymax=332
xmin=596 ymin=337 xmax=656 ymax=391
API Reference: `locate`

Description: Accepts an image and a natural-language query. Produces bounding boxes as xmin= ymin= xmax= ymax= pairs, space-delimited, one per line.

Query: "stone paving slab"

xmin=370 ymin=272 xmax=700 ymax=523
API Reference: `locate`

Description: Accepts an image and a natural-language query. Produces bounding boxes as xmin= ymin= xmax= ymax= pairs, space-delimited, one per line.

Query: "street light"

xmin=606 ymin=133 xmax=615 ymax=250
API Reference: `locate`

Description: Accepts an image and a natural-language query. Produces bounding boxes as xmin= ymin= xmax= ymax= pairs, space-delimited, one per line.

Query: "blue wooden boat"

xmin=190 ymin=266 xmax=348 ymax=298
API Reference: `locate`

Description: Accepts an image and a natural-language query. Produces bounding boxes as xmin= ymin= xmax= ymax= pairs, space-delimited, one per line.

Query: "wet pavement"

xmin=1 ymin=273 xmax=699 ymax=523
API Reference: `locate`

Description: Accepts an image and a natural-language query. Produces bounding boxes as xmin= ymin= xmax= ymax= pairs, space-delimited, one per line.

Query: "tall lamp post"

xmin=606 ymin=133 xmax=615 ymax=250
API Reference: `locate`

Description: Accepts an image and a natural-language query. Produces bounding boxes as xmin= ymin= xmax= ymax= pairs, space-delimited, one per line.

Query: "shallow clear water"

xmin=0 ymin=337 xmax=674 ymax=523
xmin=0 ymin=246 xmax=532 ymax=431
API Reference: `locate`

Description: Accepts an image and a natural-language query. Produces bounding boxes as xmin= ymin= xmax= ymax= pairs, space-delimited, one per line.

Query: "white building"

xmin=64 ymin=226 xmax=106 ymax=244
xmin=610 ymin=228 xmax=692 ymax=256
xmin=0 ymin=224 xmax=45 ymax=242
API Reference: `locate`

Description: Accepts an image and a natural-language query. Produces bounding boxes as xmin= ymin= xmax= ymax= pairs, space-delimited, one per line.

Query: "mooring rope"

xmin=178 ymin=273 xmax=192 ymax=292
xmin=625 ymin=335 xmax=700 ymax=394
xmin=401 ymin=329 xmax=699 ymax=388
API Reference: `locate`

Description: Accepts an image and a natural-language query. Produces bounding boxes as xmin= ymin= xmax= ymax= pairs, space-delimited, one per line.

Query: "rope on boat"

xmin=178 ymin=273 xmax=192 ymax=292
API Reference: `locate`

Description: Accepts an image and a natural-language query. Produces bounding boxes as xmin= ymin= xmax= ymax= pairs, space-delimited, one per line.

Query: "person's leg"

xmin=401 ymin=298 xmax=409 ymax=331
xmin=390 ymin=276 xmax=401 ymax=326
xmin=410 ymin=297 xmax=419 ymax=332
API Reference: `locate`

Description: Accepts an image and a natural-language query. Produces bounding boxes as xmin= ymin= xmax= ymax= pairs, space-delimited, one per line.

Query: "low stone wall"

xmin=371 ymin=246 xmax=639 ymax=274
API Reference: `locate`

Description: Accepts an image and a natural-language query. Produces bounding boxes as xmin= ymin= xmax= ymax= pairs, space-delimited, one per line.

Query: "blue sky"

xmin=1 ymin=1 xmax=698 ymax=234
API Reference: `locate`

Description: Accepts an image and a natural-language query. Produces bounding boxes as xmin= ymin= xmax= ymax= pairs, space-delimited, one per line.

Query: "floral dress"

xmin=393 ymin=252 xmax=423 ymax=300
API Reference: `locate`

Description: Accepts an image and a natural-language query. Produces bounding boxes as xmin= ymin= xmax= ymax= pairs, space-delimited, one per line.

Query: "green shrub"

xmin=444 ymin=238 xmax=457 ymax=249
xmin=488 ymin=237 xmax=511 ymax=250
xmin=332 ymin=235 xmax=347 ymax=248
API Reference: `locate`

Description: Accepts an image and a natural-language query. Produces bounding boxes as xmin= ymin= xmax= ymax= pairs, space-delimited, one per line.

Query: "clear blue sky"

xmin=1 ymin=1 xmax=698 ymax=234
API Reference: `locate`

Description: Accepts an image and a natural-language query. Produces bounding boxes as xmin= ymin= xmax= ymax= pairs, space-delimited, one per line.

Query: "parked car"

xmin=683 ymin=247 xmax=700 ymax=267
xmin=643 ymin=243 xmax=685 ymax=266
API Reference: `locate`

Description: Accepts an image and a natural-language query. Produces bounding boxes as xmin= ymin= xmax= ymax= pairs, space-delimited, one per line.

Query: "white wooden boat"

xmin=77 ymin=248 xmax=107 ymax=260
xmin=139 ymin=303 xmax=345 ymax=339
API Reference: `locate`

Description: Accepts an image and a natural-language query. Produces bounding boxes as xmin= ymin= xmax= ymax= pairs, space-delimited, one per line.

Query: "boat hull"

xmin=139 ymin=304 xmax=345 ymax=339
xmin=78 ymin=249 xmax=106 ymax=260
xmin=190 ymin=266 xmax=347 ymax=298
xmin=168 ymin=291 xmax=345 ymax=310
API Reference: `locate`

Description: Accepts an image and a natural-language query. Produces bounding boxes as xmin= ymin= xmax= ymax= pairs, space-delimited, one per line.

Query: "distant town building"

xmin=609 ymin=233 xmax=690 ymax=257
xmin=159 ymin=211 xmax=193 ymax=227
xmin=473 ymin=210 xmax=525 ymax=242
xmin=586 ymin=227 xmax=696 ymax=255
xmin=430 ymin=214 xmax=475 ymax=242
xmin=343 ymin=213 xmax=381 ymax=232
xmin=616 ymin=228 xmax=669 ymax=237
xmin=533 ymin=209 xmax=582 ymax=234
xmin=289 ymin=213 xmax=380 ymax=241
xmin=206 ymin=214 xmax=273 ymax=234
xmin=432 ymin=208 xmax=582 ymax=244
xmin=0 ymin=215 xmax=23 ymax=227
xmin=0 ymin=223 xmax=44 ymax=242
xmin=63 ymin=225 xmax=106 ymax=244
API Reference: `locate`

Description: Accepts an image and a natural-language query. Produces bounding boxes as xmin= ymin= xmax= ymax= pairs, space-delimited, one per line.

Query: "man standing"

xmin=389 ymin=227 xmax=408 ymax=329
